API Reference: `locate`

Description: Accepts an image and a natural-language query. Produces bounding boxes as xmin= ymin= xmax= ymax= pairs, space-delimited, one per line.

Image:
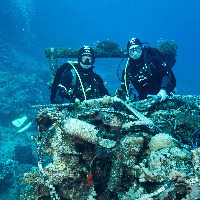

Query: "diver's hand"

xmin=157 ymin=89 xmax=168 ymax=101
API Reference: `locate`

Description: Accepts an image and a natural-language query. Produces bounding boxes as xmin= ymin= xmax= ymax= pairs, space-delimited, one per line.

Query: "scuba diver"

xmin=50 ymin=46 xmax=110 ymax=104
xmin=121 ymin=38 xmax=176 ymax=101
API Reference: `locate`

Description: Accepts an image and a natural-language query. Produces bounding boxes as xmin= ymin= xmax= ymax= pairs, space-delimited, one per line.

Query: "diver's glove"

xmin=157 ymin=89 xmax=168 ymax=101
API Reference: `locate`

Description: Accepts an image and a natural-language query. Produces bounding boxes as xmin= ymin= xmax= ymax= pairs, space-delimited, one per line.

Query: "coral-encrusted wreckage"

xmin=21 ymin=95 xmax=200 ymax=200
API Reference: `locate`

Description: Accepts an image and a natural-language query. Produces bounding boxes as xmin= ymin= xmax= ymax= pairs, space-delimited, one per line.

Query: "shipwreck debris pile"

xmin=21 ymin=95 xmax=200 ymax=200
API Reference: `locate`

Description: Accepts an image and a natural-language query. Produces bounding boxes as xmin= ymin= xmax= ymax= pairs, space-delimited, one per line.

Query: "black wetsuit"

xmin=121 ymin=50 xmax=176 ymax=100
xmin=51 ymin=63 xmax=110 ymax=104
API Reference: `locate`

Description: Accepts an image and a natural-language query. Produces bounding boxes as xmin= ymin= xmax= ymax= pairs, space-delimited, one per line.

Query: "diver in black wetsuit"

xmin=50 ymin=46 xmax=110 ymax=104
xmin=121 ymin=38 xmax=176 ymax=101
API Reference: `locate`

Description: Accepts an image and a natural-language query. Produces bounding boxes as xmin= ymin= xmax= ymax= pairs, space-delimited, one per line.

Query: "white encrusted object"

xmin=62 ymin=118 xmax=116 ymax=148
xmin=148 ymin=133 xmax=175 ymax=151
xmin=62 ymin=118 xmax=99 ymax=144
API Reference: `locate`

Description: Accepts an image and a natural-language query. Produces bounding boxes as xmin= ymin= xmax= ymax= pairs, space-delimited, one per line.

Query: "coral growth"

xmin=96 ymin=40 xmax=119 ymax=50
xmin=159 ymin=41 xmax=178 ymax=57
xmin=0 ymin=43 xmax=49 ymax=126
xmin=21 ymin=95 xmax=200 ymax=199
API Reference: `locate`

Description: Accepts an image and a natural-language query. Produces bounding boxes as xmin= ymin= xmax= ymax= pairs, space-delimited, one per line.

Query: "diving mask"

xmin=80 ymin=56 xmax=93 ymax=69
xmin=81 ymin=56 xmax=93 ymax=64
xmin=129 ymin=45 xmax=142 ymax=53
xmin=129 ymin=45 xmax=142 ymax=59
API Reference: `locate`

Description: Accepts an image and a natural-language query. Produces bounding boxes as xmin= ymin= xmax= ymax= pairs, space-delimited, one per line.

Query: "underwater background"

xmin=0 ymin=0 xmax=200 ymax=199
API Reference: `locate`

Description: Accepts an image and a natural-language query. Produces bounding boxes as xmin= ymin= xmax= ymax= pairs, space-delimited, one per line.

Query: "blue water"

xmin=0 ymin=0 xmax=200 ymax=198
xmin=1 ymin=0 xmax=200 ymax=96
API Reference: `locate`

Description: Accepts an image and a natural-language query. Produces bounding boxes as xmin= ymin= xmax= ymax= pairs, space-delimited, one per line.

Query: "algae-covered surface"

xmin=18 ymin=95 xmax=200 ymax=200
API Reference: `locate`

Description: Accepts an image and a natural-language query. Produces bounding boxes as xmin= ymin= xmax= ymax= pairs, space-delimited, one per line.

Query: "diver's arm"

xmin=155 ymin=57 xmax=173 ymax=101
xmin=51 ymin=69 xmax=73 ymax=104
xmin=52 ymin=89 xmax=64 ymax=104
xmin=50 ymin=63 xmax=73 ymax=104
xmin=161 ymin=75 xmax=171 ymax=89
